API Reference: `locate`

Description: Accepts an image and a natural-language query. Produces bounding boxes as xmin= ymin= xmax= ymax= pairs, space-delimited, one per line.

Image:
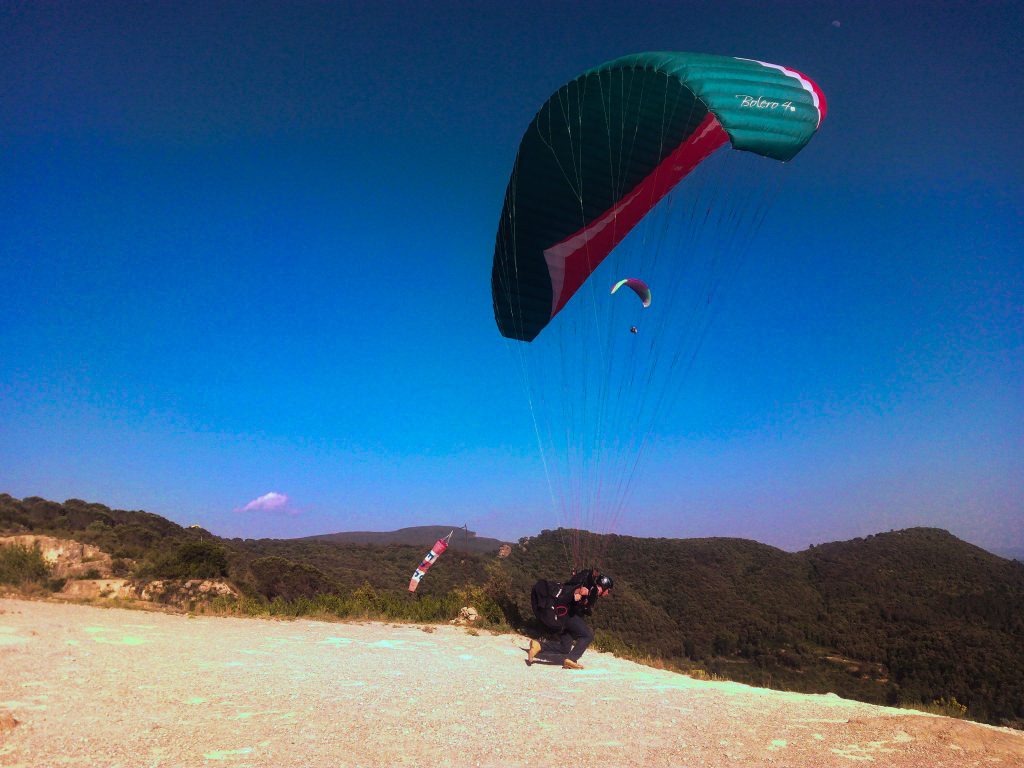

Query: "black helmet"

xmin=595 ymin=574 xmax=614 ymax=591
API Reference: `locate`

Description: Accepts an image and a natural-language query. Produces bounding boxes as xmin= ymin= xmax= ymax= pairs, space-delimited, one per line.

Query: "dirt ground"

xmin=1 ymin=597 xmax=1022 ymax=767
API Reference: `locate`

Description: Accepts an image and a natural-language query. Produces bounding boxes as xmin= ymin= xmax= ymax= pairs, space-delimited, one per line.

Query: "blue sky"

xmin=2 ymin=2 xmax=1021 ymax=552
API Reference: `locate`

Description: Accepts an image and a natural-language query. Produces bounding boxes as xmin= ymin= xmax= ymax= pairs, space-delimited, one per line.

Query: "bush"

xmin=451 ymin=584 xmax=507 ymax=629
xmin=902 ymin=696 xmax=970 ymax=719
xmin=0 ymin=543 xmax=52 ymax=586
xmin=249 ymin=556 xmax=338 ymax=601
xmin=137 ymin=541 xmax=229 ymax=580
xmin=200 ymin=582 xmax=476 ymax=626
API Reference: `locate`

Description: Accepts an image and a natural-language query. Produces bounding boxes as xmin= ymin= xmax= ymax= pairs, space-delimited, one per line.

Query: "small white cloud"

xmin=236 ymin=492 xmax=296 ymax=515
xmin=832 ymin=20 xmax=841 ymax=28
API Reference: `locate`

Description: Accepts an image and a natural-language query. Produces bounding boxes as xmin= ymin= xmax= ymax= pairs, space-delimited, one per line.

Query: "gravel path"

xmin=1 ymin=597 xmax=1021 ymax=767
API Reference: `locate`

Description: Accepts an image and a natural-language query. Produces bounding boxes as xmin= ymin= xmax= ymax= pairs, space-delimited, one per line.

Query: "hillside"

xmin=1 ymin=493 xmax=1022 ymax=727
xmin=801 ymin=529 xmax=1024 ymax=723
xmin=295 ymin=525 xmax=509 ymax=554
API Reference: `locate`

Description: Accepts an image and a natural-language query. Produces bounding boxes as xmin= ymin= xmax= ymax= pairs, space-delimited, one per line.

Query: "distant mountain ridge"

xmin=293 ymin=526 xmax=509 ymax=555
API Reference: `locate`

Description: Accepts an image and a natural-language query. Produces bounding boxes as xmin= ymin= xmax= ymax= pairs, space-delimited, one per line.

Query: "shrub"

xmin=451 ymin=584 xmax=507 ymax=629
xmin=0 ymin=543 xmax=52 ymax=586
xmin=249 ymin=556 xmax=338 ymax=601
xmin=137 ymin=541 xmax=229 ymax=580
xmin=902 ymin=696 xmax=969 ymax=719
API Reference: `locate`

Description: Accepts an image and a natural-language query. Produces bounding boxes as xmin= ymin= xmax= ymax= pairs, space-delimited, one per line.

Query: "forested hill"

xmin=2 ymin=494 xmax=1022 ymax=727
xmin=499 ymin=528 xmax=1024 ymax=727
xmin=295 ymin=526 xmax=508 ymax=554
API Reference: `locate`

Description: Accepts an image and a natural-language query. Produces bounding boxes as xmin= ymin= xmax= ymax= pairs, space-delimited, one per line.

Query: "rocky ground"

xmin=1 ymin=597 xmax=1022 ymax=767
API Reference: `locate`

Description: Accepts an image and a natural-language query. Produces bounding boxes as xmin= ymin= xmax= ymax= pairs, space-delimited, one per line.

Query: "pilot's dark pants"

xmin=536 ymin=615 xmax=594 ymax=663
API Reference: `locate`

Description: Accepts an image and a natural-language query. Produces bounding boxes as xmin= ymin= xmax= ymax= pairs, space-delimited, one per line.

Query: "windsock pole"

xmin=408 ymin=530 xmax=454 ymax=592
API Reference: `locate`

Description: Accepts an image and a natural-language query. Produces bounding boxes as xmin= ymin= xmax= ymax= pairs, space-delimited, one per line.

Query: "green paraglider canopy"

xmin=491 ymin=52 xmax=826 ymax=570
xmin=491 ymin=52 xmax=826 ymax=342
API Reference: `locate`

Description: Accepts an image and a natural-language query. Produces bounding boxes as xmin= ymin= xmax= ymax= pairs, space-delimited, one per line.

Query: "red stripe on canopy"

xmin=542 ymin=113 xmax=729 ymax=320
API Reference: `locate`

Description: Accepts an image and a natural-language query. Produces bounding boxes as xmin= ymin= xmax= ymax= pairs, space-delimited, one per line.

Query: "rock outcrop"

xmin=0 ymin=535 xmax=238 ymax=608
xmin=0 ymin=535 xmax=117 ymax=578
xmin=136 ymin=579 xmax=239 ymax=604
xmin=57 ymin=577 xmax=238 ymax=605
xmin=450 ymin=605 xmax=479 ymax=625
xmin=59 ymin=579 xmax=133 ymax=599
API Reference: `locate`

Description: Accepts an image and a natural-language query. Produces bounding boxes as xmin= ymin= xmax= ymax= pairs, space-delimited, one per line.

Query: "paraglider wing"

xmin=489 ymin=51 xmax=826 ymax=570
xmin=611 ymin=278 xmax=652 ymax=308
xmin=408 ymin=532 xmax=452 ymax=592
xmin=492 ymin=52 xmax=826 ymax=342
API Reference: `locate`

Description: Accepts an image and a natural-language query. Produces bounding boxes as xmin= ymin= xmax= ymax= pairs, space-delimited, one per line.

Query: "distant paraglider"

xmin=613 ymin=278 xmax=651 ymax=334
xmin=611 ymin=278 xmax=652 ymax=308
